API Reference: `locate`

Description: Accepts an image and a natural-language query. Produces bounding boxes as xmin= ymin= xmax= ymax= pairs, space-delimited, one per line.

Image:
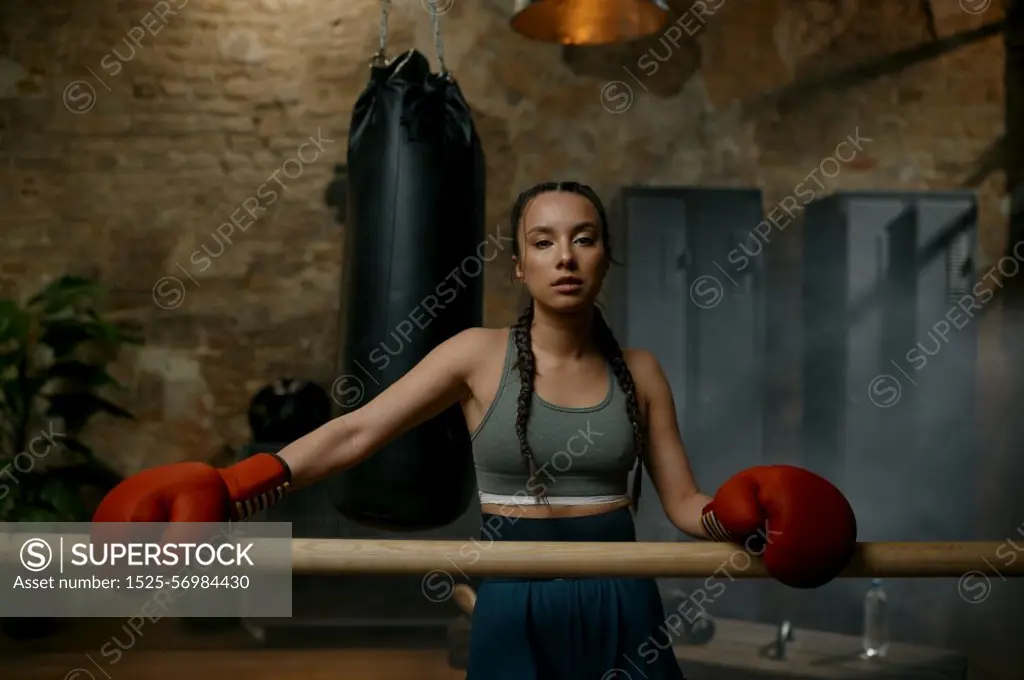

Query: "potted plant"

xmin=0 ymin=275 xmax=142 ymax=639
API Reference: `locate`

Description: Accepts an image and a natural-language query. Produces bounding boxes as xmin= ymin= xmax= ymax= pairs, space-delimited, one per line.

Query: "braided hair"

xmin=509 ymin=181 xmax=646 ymax=507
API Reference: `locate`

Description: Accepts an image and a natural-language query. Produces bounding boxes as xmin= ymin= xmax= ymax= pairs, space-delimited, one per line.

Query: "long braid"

xmin=512 ymin=302 xmax=544 ymax=501
xmin=509 ymin=183 xmax=558 ymax=504
xmin=592 ymin=307 xmax=647 ymax=507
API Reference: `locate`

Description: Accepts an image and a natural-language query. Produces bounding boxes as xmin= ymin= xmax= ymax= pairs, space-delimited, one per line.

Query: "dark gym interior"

xmin=1 ymin=0 xmax=1023 ymax=679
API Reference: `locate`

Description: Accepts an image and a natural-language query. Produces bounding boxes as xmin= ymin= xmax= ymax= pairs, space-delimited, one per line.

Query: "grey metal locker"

xmin=606 ymin=186 xmax=767 ymax=622
xmin=800 ymin=190 xmax=978 ymax=639
xmin=803 ymin=191 xmax=978 ymax=539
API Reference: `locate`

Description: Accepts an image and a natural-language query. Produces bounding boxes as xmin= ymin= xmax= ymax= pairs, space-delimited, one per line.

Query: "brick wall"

xmin=0 ymin=0 xmax=1018 ymax=673
xmin=0 ymin=0 xmax=1007 ymax=467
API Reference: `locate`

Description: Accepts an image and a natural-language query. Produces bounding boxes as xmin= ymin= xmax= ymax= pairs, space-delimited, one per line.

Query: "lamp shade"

xmin=510 ymin=0 xmax=670 ymax=46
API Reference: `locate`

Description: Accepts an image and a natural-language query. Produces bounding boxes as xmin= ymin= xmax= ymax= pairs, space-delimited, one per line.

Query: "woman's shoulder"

xmin=621 ymin=347 xmax=660 ymax=372
xmin=620 ymin=347 xmax=666 ymax=394
xmin=445 ymin=328 xmax=513 ymax=384
xmin=448 ymin=327 xmax=512 ymax=360
xmin=458 ymin=326 xmax=512 ymax=343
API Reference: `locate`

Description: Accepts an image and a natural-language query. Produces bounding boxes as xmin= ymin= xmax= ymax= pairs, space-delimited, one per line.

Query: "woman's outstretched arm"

xmin=276 ymin=328 xmax=489 ymax=489
xmin=627 ymin=349 xmax=714 ymax=539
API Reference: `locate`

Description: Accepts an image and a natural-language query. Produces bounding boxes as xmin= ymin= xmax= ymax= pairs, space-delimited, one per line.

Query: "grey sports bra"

xmin=470 ymin=330 xmax=638 ymax=498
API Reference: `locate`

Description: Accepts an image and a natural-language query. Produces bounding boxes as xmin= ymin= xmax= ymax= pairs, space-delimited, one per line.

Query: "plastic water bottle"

xmin=861 ymin=578 xmax=890 ymax=659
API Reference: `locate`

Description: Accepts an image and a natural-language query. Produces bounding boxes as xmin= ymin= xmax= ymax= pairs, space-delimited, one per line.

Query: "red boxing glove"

xmin=700 ymin=465 xmax=857 ymax=588
xmin=93 ymin=452 xmax=291 ymax=523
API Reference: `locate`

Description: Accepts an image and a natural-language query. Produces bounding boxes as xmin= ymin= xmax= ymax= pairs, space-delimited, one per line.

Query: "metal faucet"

xmin=766 ymin=620 xmax=795 ymax=660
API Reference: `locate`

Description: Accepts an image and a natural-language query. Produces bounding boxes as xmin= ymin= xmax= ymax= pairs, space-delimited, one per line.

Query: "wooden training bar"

xmin=289 ymin=540 xmax=1022 ymax=578
xmin=2 ymin=535 xmax=1020 ymax=578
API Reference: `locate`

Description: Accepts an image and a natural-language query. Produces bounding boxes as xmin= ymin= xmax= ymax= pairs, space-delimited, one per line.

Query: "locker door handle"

xmin=662 ymin=230 xmax=687 ymax=291
xmin=739 ymin=266 xmax=754 ymax=295
xmin=728 ymin=228 xmax=757 ymax=294
xmin=961 ymin=256 xmax=973 ymax=277
xmin=948 ymin=236 xmax=974 ymax=303
xmin=876 ymin=231 xmax=890 ymax=281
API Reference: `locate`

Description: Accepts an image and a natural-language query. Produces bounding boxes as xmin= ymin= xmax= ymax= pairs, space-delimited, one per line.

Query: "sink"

xmin=672 ymin=618 xmax=967 ymax=680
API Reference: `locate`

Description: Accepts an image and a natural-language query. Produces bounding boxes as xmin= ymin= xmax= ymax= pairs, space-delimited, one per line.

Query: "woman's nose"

xmin=556 ymin=246 xmax=577 ymax=268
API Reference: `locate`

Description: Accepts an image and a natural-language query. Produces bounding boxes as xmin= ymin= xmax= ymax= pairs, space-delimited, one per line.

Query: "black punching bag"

xmin=331 ymin=49 xmax=484 ymax=531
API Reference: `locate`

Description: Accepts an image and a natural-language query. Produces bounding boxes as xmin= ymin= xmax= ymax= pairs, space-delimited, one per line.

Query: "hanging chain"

xmin=370 ymin=0 xmax=391 ymax=67
xmin=425 ymin=0 xmax=449 ymax=76
xmin=371 ymin=0 xmax=450 ymax=76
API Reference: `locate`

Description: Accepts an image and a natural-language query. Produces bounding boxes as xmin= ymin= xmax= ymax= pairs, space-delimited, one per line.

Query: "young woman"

xmin=95 ymin=181 xmax=855 ymax=679
xmin=446 ymin=181 xmax=712 ymax=679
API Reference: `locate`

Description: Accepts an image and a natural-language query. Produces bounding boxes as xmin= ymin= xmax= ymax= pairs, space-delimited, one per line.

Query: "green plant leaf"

xmin=1 ymin=376 xmax=47 ymax=436
xmin=46 ymin=360 xmax=122 ymax=389
xmin=80 ymin=314 xmax=122 ymax=345
xmin=0 ymin=377 xmax=34 ymax=452
xmin=27 ymin=276 xmax=101 ymax=314
xmin=0 ymin=300 xmax=31 ymax=346
xmin=45 ymin=393 xmax=134 ymax=432
xmin=27 ymin=275 xmax=97 ymax=302
xmin=38 ymin=321 xmax=93 ymax=357
xmin=0 ymin=354 xmax=26 ymax=400
xmin=38 ymin=476 xmax=88 ymax=521
xmin=0 ymin=277 xmax=143 ymax=496
xmin=0 ymin=349 xmax=25 ymax=369
xmin=39 ymin=316 xmax=133 ymax=357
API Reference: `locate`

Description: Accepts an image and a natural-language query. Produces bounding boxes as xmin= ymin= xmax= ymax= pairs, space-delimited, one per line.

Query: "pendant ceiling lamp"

xmin=510 ymin=0 xmax=670 ymax=46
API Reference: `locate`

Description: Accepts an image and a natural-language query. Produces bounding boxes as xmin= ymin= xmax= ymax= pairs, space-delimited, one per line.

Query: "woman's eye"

xmin=575 ymin=237 xmax=595 ymax=245
xmin=534 ymin=240 xmax=552 ymax=248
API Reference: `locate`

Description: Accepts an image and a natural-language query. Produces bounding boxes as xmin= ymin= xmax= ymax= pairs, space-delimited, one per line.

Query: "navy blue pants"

xmin=466 ymin=507 xmax=686 ymax=680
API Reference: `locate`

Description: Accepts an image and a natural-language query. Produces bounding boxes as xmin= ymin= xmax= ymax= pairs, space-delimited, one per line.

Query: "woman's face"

xmin=514 ymin=191 xmax=608 ymax=313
